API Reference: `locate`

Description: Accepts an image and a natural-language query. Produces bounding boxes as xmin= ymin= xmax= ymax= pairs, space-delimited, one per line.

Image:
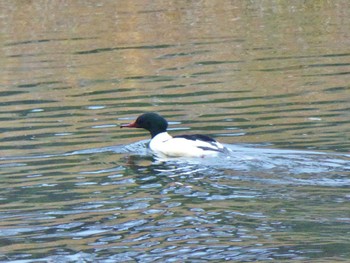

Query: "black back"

xmin=174 ymin=134 xmax=224 ymax=152
xmin=173 ymin=134 xmax=216 ymax=143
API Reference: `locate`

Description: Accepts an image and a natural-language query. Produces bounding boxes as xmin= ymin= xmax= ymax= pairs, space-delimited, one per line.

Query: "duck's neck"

xmin=150 ymin=129 xmax=167 ymax=138
xmin=151 ymin=131 xmax=172 ymax=141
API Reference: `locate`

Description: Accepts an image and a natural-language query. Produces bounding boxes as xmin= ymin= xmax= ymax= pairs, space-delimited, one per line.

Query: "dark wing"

xmin=173 ymin=134 xmax=216 ymax=143
xmin=174 ymin=134 xmax=225 ymax=153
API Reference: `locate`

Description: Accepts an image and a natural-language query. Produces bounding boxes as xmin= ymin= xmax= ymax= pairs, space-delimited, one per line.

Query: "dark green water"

xmin=1 ymin=1 xmax=350 ymax=262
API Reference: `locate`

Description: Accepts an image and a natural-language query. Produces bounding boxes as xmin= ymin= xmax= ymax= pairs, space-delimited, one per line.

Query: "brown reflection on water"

xmin=2 ymin=1 xmax=349 ymax=78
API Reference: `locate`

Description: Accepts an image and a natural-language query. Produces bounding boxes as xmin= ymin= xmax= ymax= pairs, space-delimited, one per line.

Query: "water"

xmin=1 ymin=1 xmax=350 ymax=262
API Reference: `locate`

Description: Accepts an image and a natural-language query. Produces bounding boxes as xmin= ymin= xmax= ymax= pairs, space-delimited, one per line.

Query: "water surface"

xmin=1 ymin=1 xmax=350 ymax=262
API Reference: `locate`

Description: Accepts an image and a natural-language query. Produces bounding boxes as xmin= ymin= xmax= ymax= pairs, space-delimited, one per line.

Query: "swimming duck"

xmin=121 ymin=112 xmax=226 ymax=158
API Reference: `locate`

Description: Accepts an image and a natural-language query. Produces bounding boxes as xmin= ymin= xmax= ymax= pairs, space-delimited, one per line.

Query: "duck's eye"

xmin=136 ymin=118 xmax=144 ymax=125
xmin=137 ymin=118 xmax=148 ymax=128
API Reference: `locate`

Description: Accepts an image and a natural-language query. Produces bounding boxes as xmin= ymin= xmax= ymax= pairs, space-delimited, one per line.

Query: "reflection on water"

xmin=1 ymin=0 xmax=350 ymax=262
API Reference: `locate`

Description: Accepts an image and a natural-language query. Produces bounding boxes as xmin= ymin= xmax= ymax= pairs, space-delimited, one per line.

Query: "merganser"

xmin=121 ymin=112 xmax=226 ymax=158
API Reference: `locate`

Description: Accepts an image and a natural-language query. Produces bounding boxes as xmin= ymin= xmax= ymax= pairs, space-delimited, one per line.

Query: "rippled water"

xmin=1 ymin=1 xmax=350 ymax=262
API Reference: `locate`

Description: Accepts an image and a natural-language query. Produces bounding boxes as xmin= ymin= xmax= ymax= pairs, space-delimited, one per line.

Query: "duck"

xmin=121 ymin=112 xmax=227 ymax=158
